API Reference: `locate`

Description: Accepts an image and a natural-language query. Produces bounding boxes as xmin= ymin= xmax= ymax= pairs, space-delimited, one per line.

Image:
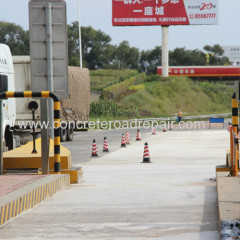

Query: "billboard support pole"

xmin=162 ymin=26 xmax=169 ymax=78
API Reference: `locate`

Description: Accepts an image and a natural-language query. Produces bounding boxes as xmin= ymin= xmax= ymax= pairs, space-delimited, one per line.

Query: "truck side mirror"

xmin=0 ymin=75 xmax=8 ymax=93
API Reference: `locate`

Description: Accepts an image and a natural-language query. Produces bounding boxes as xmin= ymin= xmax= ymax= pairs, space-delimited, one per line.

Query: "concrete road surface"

xmin=0 ymin=130 xmax=228 ymax=239
xmin=62 ymin=127 xmax=154 ymax=164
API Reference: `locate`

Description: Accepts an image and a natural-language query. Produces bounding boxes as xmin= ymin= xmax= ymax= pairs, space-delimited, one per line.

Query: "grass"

xmin=90 ymin=75 xmax=234 ymax=119
xmin=118 ymin=77 xmax=234 ymax=117
xmin=90 ymin=69 xmax=139 ymax=91
xmin=103 ymin=73 xmax=146 ymax=100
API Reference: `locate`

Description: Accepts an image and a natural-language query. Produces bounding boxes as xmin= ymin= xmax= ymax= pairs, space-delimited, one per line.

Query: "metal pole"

xmin=78 ymin=0 xmax=83 ymax=68
xmin=232 ymin=126 xmax=238 ymax=176
xmin=32 ymin=109 xmax=37 ymax=154
xmin=46 ymin=3 xmax=54 ymax=139
xmin=162 ymin=26 xmax=169 ymax=78
xmin=0 ymin=100 xmax=3 ymax=175
xmin=41 ymin=99 xmax=49 ymax=175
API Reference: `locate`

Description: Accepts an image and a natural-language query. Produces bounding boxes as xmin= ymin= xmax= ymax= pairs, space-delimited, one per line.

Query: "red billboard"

xmin=112 ymin=0 xmax=219 ymax=26
xmin=157 ymin=66 xmax=240 ymax=78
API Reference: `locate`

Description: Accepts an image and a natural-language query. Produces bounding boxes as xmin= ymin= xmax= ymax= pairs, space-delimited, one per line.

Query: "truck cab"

xmin=0 ymin=44 xmax=16 ymax=150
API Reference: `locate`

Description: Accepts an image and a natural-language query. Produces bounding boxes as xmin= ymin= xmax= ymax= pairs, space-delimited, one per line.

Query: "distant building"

xmin=222 ymin=46 xmax=240 ymax=66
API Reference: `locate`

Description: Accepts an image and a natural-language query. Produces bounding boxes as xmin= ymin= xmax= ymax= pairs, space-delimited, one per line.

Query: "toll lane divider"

xmin=0 ymin=174 xmax=70 ymax=227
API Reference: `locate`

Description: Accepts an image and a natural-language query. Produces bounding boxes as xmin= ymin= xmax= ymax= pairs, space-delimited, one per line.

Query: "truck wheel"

xmin=67 ymin=125 xmax=74 ymax=141
xmin=60 ymin=127 xmax=67 ymax=142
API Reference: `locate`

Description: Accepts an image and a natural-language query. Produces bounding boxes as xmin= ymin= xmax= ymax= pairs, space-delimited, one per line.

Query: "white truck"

xmin=0 ymin=44 xmax=16 ymax=150
xmin=0 ymin=43 xmax=90 ymax=150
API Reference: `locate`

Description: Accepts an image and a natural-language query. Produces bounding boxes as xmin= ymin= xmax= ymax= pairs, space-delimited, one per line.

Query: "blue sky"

xmin=1 ymin=0 xmax=240 ymax=51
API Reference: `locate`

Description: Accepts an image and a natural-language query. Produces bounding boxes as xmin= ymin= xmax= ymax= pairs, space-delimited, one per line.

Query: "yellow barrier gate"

xmin=0 ymin=91 xmax=61 ymax=173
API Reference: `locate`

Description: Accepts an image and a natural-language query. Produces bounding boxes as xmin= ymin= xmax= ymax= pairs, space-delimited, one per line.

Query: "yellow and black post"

xmin=231 ymin=92 xmax=239 ymax=175
xmin=0 ymin=91 xmax=61 ymax=173
xmin=52 ymin=93 xmax=61 ymax=173
xmin=232 ymin=92 xmax=238 ymax=131
xmin=231 ymin=126 xmax=238 ymax=176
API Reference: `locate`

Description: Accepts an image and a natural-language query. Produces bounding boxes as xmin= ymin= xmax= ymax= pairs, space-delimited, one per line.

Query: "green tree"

xmin=0 ymin=21 xmax=231 ymax=71
xmin=68 ymin=22 xmax=115 ymax=69
xmin=203 ymin=44 xmax=224 ymax=56
xmin=169 ymin=48 xmax=206 ymax=66
xmin=0 ymin=21 xmax=29 ymax=55
xmin=67 ymin=21 xmax=81 ymax=67
xmin=203 ymin=44 xmax=230 ymax=65
xmin=112 ymin=41 xmax=140 ymax=69
xmin=82 ymin=25 xmax=113 ymax=69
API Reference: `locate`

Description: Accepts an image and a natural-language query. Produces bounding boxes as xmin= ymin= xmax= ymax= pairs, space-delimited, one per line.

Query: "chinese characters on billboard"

xmin=112 ymin=0 xmax=219 ymax=26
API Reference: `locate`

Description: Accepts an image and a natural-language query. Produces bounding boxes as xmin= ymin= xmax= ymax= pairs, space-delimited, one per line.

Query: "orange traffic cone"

xmin=169 ymin=122 xmax=173 ymax=130
xmin=136 ymin=129 xmax=142 ymax=141
xmin=121 ymin=133 xmax=126 ymax=147
xmin=126 ymin=132 xmax=130 ymax=144
xmin=142 ymin=142 xmax=151 ymax=163
xmin=91 ymin=139 xmax=98 ymax=157
xmin=163 ymin=127 xmax=167 ymax=132
xmin=152 ymin=127 xmax=156 ymax=135
xmin=103 ymin=137 xmax=109 ymax=152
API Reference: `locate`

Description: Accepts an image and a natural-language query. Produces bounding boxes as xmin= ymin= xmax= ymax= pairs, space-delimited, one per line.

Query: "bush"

xmin=146 ymin=74 xmax=162 ymax=82
xmin=90 ymin=100 xmax=133 ymax=117
xmin=103 ymin=73 xmax=146 ymax=100
xmin=128 ymin=84 xmax=145 ymax=91
xmin=90 ymin=100 xmax=119 ymax=117
xmin=90 ymin=69 xmax=139 ymax=91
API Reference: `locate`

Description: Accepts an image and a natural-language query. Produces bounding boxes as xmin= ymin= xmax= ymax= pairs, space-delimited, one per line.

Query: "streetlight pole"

xmin=78 ymin=0 xmax=83 ymax=68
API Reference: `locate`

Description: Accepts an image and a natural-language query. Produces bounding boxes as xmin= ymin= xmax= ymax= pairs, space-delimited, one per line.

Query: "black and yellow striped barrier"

xmin=232 ymin=92 xmax=238 ymax=130
xmin=0 ymin=91 xmax=61 ymax=173
xmin=231 ymin=92 xmax=239 ymax=176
